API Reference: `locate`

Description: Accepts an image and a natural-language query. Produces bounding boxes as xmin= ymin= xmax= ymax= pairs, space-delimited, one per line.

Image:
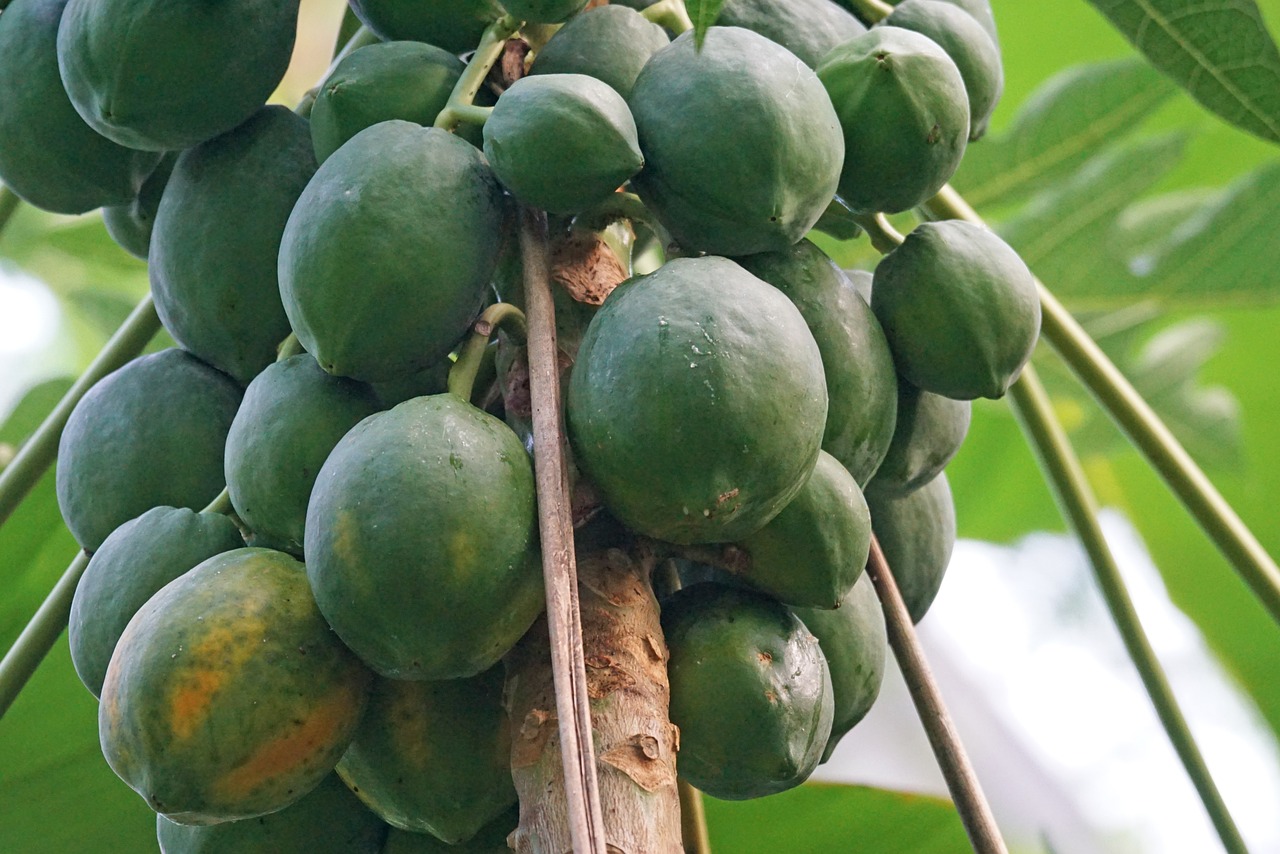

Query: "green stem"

xmin=277 ymin=332 xmax=303 ymax=361
xmin=1008 ymin=365 xmax=1248 ymax=854
xmin=678 ymin=780 xmax=713 ymax=854
xmin=853 ymin=212 xmax=906 ymax=253
xmin=843 ymin=0 xmax=894 ymax=24
xmin=0 ymin=295 xmax=160 ymax=531
xmin=435 ymin=16 xmax=522 ymax=132
xmin=578 ymin=192 xmax=658 ymax=234
xmin=294 ymin=25 xmax=380 ymax=117
xmin=0 ymin=551 xmax=89 ymax=721
xmin=202 ymin=487 xmax=233 ymax=516
xmin=446 ymin=104 xmax=494 ymax=128
xmin=641 ymin=0 xmax=693 ymax=34
xmin=447 ymin=303 xmax=529 ymax=401
xmin=0 ymin=185 xmax=21 ymax=239
xmin=923 ymin=184 xmax=1280 ymax=625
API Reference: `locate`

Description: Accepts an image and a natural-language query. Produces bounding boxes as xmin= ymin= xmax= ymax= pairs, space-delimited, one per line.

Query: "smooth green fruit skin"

xmin=224 ymin=355 xmax=381 ymax=556
xmin=349 ymin=0 xmax=502 ymax=52
xmin=100 ymin=548 xmax=373 ymax=825
xmin=56 ymin=349 xmax=243 ymax=551
xmin=795 ymin=571 xmax=886 ymax=763
xmin=738 ymin=451 xmax=872 ymax=610
xmin=865 ymin=381 xmax=970 ymax=499
xmin=885 ymin=0 xmax=1003 ymax=139
xmin=371 ymin=360 xmax=451 ymax=408
xmin=629 ymin=28 xmax=844 ymax=256
xmin=817 ymin=27 xmax=968 ymax=214
xmin=872 ymin=220 xmax=1041 ymax=400
xmin=529 ymin=5 xmax=668 ymax=98
xmin=69 ymin=507 xmax=243 ymax=699
xmin=151 ymin=107 xmax=317 ymax=385
xmin=305 ymin=394 xmax=544 ymax=680
xmin=56 ymin=0 xmax=300 ymax=150
xmin=484 ymin=74 xmax=643 ymax=214
xmin=382 ymin=807 xmax=517 ymax=854
xmin=664 ymin=584 xmax=834 ymax=800
xmin=156 ymin=774 xmax=388 ymax=853
xmin=336 ymin=668 xmax=514 ymax=843
xmin=103 ymin=153 xmax=176 ymax=260
xmin=889 ymin=0 xmax=999 ymax=44
xmin=280 ymin=121 xmax=510 ymax=382
xmin=501 ymin=0 xmax=587 ymax=23
xmin=718 ymin=0 xmax=866 ymax=68
xmin=567 ymin=257 xmax=828 ymax=544
xmin=0 ymin=0 xmax=158 ymax=214
xmin=868 ymin=472 xmax=955 ymax=623
xmin=311 ymin=42 xmax=483 ymax=164
xmin=736 ymin=241 xmax=898 ymax=486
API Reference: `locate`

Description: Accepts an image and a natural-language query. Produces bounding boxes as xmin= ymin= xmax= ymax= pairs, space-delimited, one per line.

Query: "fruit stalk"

xmin=0 ymin=184 xmax=19 ymax=235
xmin=864 ymin=536 xmax=1009 ymax=854
xmin=640 ymin=0 xmax=693 ymax=35
xmin=435 ymin=15 xmax=522 ymax=132
xmin=678 ymin=779 xmax=712 ymax=854
xmin=0 ymin=550 xmax=88 ymax=719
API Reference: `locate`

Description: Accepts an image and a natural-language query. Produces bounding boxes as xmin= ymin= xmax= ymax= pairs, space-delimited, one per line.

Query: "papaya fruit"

xmin=865 ymin=381 xmax=971 ymax=498
xmin=567 ymin=256 xmax=827 ymax=544
xmin=150 ymin=107 xmax=317 ymax=385
xmin=0 ymin=0 xmax=158 ymax=214
xmin=100 ymin=548 xmax=373 ymax=824
xmin=663 ymin=584 xmax=834 ymax=800
xmin=718 ymin=0 xmax=867 ymax=69
xmin=816 ymin=27 xmax=969 ymax=214
xmin=885 ymin=0 xmax=1003 ymax=140
xmin=56 ymin=0 xmax=300 ymax=150
xmin=887 ymin=0 xmax=999 ymax=45
xmin=382 ymin=808 xmax=517 ymax=854
xmin=735 ymin=239 xmax=899 ymax=486
xmin=628 ymin=27 xmax=844 ymax=255
xmin=483 ymin=74 xmax=643 ymax=214
xmin=501 ymin=0 xmax=587 ymax=23
xmin=69 ymin=507 xmax=243 ymax=698
xmin=528 ymin=5 xmax=669 ymax=98
xmin=336 ymin=667 xmax=514 ymax=843
xmin=305 ymin=394 xmax=543 ymax=680
xmin=794 ymin=571 xmax=887 ymax=763
xmin=224 ymin=355 xmax=381 ymax=556
xmin=370 ymin=360 xmax=451 ymax=408
xmin=103 ymin=153 xmax=176 ymax=260
xmin=737 ymin=451 xmax=872 ymax=610
xmin=348 ymin=0 xmax=502 ymax=53
xmin=156 ymin=773 xmax=388 ymax=853
xmin=279 ymin=121 xmax=510 ymax=382
xmin=868 ymin=472 xmax=955 ymax=623
xmin=871 ymin=220 xmax=1040 ymax=400
xmin=311 ymin=41 xmax=485 ymax=164
xmin=56 ymin=349 xmax=243 ymax=551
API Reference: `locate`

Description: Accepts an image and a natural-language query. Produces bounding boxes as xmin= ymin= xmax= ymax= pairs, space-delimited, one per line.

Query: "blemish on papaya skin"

xmin=168 ymin=618 xmax=266 ymax=740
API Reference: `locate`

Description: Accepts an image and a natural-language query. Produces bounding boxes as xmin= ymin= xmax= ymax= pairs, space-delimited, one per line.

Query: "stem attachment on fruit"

xmin=853 ymin=212 xmax=906 ymax=253
xmin=1007 ymin=365 xmax=1249 ymax=854
xmin=447 ymin=302 xmax=528 ymax=402
xmin=641 ymin=0 xmax=694 ymax=35
xmin=435 ymin=15 xmax=523 ymax=132
xmin=276 ymin=332 xmax=304 ymax=361
xmin=864 ymin=536 xmax=1009 ymax=854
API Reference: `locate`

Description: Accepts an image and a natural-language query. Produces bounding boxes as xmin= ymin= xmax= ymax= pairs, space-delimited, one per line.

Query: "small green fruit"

xmin=529 ymin=5 xmax=669 ymax=98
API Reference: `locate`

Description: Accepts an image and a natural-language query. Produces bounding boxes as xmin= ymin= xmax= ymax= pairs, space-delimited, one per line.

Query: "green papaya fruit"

xmin=816 ymin=27 xmax=968 ymax=214
xmin=483 ymin=74 xmax=643 ymax=214
xmin=370 ymin=360 xmax=451 ymax=408
xmin=100 ymin=548 xmax=373 ymax=824
xmin=628 ymin=27 xmax=844 ymax=255
xmin=887 ymin=0 xmax=998 ymax=44
xmin=56 ymin=349 xmax=243 ymax=551
xmin=528 ymin=5 xmax=669 ymax=98
xmin=348 ymin=0 xmax=502 ymax=53
xmin=794 ymin=571 xmax=886 ymax=762
xmin=0 ymin=0 xmax=158 ymax=214
xmin=865 ymin=381 xmax=970 ymax=498
xmin=664 ymin=584 xmax=833 ymax=800
xmin=884 ymin=0 xmax=1003 ymax=139
xmin=311 ymin=41 xmax=486 ymax=164
xmin=156 ymin=774 xmax=388 ymax=853
xmin=103 ymin=153 xmax=176 ymax=260
xmin=69 ymin=507 xmax=243 ymax=698
xmin=735 ymin=240 xmax=898 ymax=486
xmin=567 ymin=256 xmax=827 ymax=544
xmin=151 ymin=107 xmax=317 ymax=384
xmin=871 ymin=220 xmax=1040 ymax=400
xmin=224 ymin=355 xmax=381 ymax=556
xmin=868 ymin=472 xmax=955 ymax=623
xmin=737 ymin=451 xmax=872 ymax=609
xmin=718 ymin=0 xmax=867 ymax=68
xmin=279 ymin=121 xmax=510 ymax=382
xmin=382 ymin=808 xmax=517 ymax=854
xmin=336 ymin=668 xmax=514 ymax=843
xmin=501 ymin=0 xmax=587 ymax=23
xmin=305 ymin=394 xmax=544 ymax=680
xmin=56 ymin=0 xmax=301 ymax=150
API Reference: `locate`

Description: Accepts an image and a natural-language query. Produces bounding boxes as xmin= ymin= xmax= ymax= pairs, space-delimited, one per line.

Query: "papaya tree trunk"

xmin=506 ymin=548 xmax=683 ymax=853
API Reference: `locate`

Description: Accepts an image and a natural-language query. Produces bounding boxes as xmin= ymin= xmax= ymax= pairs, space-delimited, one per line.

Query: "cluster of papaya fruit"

xmin=0 ymin=0 xmax=1039 ymax=848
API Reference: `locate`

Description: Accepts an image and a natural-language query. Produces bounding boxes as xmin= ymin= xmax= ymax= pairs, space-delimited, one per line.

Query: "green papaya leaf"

xmin=0 ymin=377 xmax=73 ymax=448
xmin=685 ymin=0 xmax=727 ymax=46
xmin=952 ymin=58 xmax=1174 ymax=210
xmin=1085 ymin=0 xmax=1280 ymax=144
xmin=1114 ymin=188 xmax=1223 ymax=259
